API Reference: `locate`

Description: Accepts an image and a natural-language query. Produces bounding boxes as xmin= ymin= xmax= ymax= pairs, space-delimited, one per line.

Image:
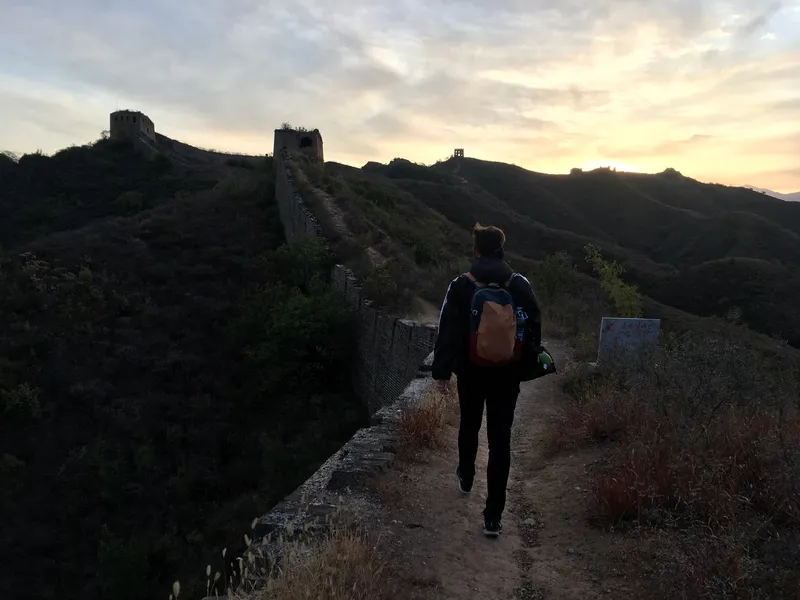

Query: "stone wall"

xmin=274 ymin=148 xmax=437 ymax=414
xmin=245 ymin=146 xmax=438 ymax=561
xmin=252 ymin=354 xmax=434 ymax=543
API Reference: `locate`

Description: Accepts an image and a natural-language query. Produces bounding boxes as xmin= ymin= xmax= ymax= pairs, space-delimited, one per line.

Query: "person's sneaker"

xmin=456 ymin=467 xmax=473 ymax=493
xmin=483 ymin=518 xmax=503 ymax=538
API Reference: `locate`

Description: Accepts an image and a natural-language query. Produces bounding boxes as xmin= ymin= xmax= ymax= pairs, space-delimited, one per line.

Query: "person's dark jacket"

xmin=432 ymin=254 xmax=542 ymax=381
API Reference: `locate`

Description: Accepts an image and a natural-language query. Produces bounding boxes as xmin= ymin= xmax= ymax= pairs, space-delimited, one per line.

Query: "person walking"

xmin=432 ymin=223 xmax=543 ymax=537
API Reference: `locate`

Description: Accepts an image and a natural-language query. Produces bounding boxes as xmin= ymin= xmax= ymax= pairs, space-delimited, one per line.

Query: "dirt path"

xmin=377 ymin=340 xmax=642 ymax=599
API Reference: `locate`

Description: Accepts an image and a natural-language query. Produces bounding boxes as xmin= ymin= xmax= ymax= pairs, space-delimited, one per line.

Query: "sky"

xmin=1 ymin=0 xmax=799 ymax=193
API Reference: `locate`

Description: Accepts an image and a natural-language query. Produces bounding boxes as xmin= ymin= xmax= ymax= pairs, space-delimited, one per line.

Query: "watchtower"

xmin=110 ymin=110 xmax=155 ymax=142
xmin=453 ymin=148 xmax=464 ymax=158
xmin=273 ymin=127 xmax=324 ymax=162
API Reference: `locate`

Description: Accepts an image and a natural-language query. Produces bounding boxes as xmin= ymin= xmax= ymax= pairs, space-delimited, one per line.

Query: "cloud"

xmin=747 ymin=167 xmax=800 ymax=194
xmin=599 ymin=134 xmax=715 ymax=159
xmin=737 ymin=1 xmax=784 ymax=38
xmin=770 ymin=97 xmax=800 ymax=114
xmin=1 ymin=0 xmax=799 ymax=190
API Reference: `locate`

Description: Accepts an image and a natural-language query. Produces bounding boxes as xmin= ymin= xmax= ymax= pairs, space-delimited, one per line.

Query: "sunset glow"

xmin=1 ymin=0 xmax=798 ymax=193
xmin=579 ymin=161 xmax=645 ymax=174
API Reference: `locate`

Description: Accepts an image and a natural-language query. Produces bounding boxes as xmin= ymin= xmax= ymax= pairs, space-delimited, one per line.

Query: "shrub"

xmin=152 ymin=152 xmax=173 ymax=175
xmin=256 ymin=236 xmax=334 ymax=294
xmin=113 ymin=190 xmax=145 ymax=213
xmin=1 ymin=383 xmax=41 ymax=419
xmin=361 ymin=263 xmax=398 ymax=306
xmin=360 ymin=260 xmax=417 ymax=313
xmin=0 ymin=453 xmax=25 ymax=472
xmin=238 ymin=283 xmax=355 ymax=397
xmin=417 ymin=261 xmax=468 ymax=307
xmin=527 ymin=253 xmax=613 ymax=359
xmin=214 ymin=174 xmax=260 ymax=197
xmin=396 ymin=386 xmax=456 ymax=459
xmin=531 ymin=251 xmax=578 ymax=303
xmin=584 ymin=244 xmax=643 ymax=317
xmin=556 ymin=332 xmax=800 ymax=595
xmin=250 ymin=527 xmax=395 ymax=600
xmin=226 ymin=157 xmax=257 ymax=170
xmin=78 ymin=266 xmax=93 ymax=283
xmin=192 ymin=514 xmax=398 ymax=600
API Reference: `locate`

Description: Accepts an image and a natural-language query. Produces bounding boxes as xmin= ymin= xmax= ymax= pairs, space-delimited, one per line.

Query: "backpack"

xmin=519 ymin=345 xmax=558 ymax=382
xmin=464 ymin=272 xmax=526 ymax=366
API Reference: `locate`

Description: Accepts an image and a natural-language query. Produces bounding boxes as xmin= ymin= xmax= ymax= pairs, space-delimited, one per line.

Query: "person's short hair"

xmin=472 ymin=223 xmax=506 ymax=256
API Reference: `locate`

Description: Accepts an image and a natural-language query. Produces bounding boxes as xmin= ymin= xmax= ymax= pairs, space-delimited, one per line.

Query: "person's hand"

xmin=435 ymin=379 xmax=451 ymax=395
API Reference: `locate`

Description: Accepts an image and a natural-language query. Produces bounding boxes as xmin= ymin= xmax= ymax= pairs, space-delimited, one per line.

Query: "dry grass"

xmin=238 ymin=527 xmax=398 ymax=600
xmin=185 ymin=509 xmax=402 ymax=600
xmin=554 ymin=332 xmax=800 ymax=597
xmin=396 ymin=385 xmax=457 ymax=460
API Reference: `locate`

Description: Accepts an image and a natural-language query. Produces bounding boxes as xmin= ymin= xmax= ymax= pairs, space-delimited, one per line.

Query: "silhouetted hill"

xmin=0 ymin=139 xmax=210 ymax=249
xmin=0 ymin=142 xmax=364 ymax=599
xmin=337 ymin=156 xmax=800 ymax=346
xmin=653 ymin=257 xmax=800 ymax=342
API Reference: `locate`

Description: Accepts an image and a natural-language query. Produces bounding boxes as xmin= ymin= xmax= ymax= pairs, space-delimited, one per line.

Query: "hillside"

xmin=4 ymin=134 xmax=798 ymax=599
xmin=319 ymin=156 xmax=800 ymax=347
xmin=275 ymin=151 xmax=800 ymax=600
xmin=0 ymin=142 xmax=366 ymax=599
xmin=0 ymin=137 xmax=266 ymax=250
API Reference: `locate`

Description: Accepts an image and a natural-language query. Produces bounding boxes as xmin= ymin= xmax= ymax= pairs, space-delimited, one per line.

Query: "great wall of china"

xmin=107 ymin=113 xmax=440 ymax=542
xmin=251 ymin=127 xmax=439 ymax=541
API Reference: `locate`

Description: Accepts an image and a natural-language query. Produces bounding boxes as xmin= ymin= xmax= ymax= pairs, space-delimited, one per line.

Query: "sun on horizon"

xmin=579 ymin=160 xmax=646 ymax=174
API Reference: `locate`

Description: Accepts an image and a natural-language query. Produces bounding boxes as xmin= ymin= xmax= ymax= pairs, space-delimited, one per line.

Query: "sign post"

xmin=595 ymin=317 xmax=661 ymax=365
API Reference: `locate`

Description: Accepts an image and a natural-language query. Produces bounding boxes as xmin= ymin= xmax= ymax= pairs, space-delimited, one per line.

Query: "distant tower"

xmin=110 ymin=110 xmax=156 ymax=142
xmin=454 ymin=148 xmax=464 ymax=158
xmin=273 ymin=127 xmax=324 ymax=162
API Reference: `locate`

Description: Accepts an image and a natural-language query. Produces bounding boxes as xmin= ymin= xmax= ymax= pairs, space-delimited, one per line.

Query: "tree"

xmin=584 ymin=244 xmax=643 ymax=317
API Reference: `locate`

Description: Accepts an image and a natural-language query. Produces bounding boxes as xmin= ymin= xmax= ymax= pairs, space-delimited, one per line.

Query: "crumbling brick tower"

xmin=110 ymin=110 xmax=156 ymax=142
xmin=273 ymin=127 xmax=324 ymax=162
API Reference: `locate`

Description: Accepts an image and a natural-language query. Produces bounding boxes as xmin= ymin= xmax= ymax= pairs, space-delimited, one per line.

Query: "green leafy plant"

xmin=584 ymin=244 xmax=643 ymax=317
xmin=361 ymin=262 xmax=398 ymax=307
xmin=257 ymin=236 xmax=333 ymax=295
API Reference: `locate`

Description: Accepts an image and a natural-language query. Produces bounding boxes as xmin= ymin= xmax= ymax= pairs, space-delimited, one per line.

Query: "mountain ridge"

xmin=325 ymin=155 xmax=800 ymax=347
xmin=744 ymin=184 xmax=800 ymax=201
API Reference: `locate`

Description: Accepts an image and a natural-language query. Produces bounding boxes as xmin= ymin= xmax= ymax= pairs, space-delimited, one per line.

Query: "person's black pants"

xmin=456 ymin=368 xmax=520 ymax=522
